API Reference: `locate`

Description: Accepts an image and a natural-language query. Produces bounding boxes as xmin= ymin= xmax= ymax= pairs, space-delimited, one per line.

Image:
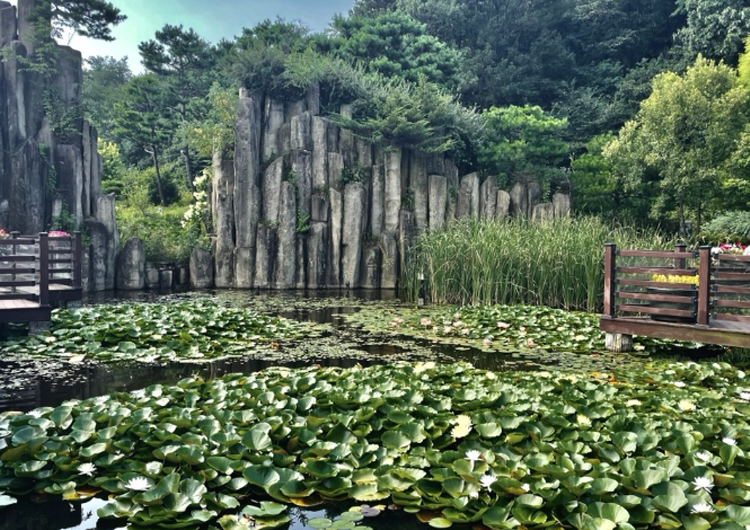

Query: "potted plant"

xmin=648 ymin=274 xmax=699 ymax=323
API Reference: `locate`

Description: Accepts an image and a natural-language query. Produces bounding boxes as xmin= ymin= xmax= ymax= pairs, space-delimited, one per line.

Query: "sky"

xmin=6 ymin=0 xmax=356 ymax=73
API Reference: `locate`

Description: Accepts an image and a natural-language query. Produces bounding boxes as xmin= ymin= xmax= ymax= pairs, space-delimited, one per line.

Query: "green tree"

xmin=82 ymin=55 xmax=131 ymax=141
xmin=139 ymin=25 xmax=216 ymax=192
xmin=478 ymin=105 xmax=569 ymax=189
xmin=604 ymin=56 xmax=750 ymax=233
xmin=113 ymin=75 xmax=174 ymax=206
xmin=28 ymin=0 xmax=125 ymax=41
xmin=674 ymin=0 xmax=750 ymax=63
xmin=316 ymin=11 xmax=465 ymax=91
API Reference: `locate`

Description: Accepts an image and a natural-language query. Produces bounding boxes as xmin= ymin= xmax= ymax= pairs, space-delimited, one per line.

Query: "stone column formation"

xmin=0 ymin=0 xmax=116 ymax=291
xmin=209 ymin=87 xmax=573 ymax=290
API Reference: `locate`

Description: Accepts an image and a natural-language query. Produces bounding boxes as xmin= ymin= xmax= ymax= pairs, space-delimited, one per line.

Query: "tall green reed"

xmin=403 ymin=217 xmax=672 ymax=312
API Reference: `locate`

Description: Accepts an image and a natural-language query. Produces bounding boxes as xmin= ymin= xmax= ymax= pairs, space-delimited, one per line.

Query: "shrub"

xmin=117 ymin=204 xmax=199 ymax=264
xmin=701 ymin=211 xmax=750 ymax=244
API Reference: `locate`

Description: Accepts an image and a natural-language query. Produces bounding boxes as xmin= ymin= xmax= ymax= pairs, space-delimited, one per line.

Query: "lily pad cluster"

xmin=2 ymin=361 xmax=750 ymax=529
xmin=0 ymin=300 xmax=316 ymax=363
xmin=350 ymin=304 xmax=719 ymax=356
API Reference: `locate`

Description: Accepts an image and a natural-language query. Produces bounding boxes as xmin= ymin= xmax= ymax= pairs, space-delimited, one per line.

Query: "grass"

xmin=403 ymin=217 xmax=673 ymax=312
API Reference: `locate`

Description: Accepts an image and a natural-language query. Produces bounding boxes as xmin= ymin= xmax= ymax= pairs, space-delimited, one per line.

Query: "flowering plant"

xmin=0 ymin=229 xmax=8 ymax=239
xmin=711 ymin=242 xmax=750 ymax=256
xmin=651 ymin=274 xmax=699 ymax=286
xmin=48 ymin=230 xmax=70 ymax=237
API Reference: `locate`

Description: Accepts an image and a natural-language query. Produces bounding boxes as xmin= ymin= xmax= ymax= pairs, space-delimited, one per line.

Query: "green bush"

xmin=403 ymin=217 xmax=672 ymax=311
xmin=701 ymin=211 xmax=750 ymax=244
xmin=117 ymin=204 xmax=199 ymax=265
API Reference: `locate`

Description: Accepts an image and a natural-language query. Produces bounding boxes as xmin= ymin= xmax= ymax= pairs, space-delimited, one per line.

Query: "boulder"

xmin=145 ymin=262 xmax=159 ymax=290
xmin=116 ymin=238 xmax=145 ymax=290
xmin=496 ymin=190 xmax=511 ymax=219
xmin=480 ymin=177 xmax=498 ymax=219
xmin=457 ymin=173 xmax=480 ymax=219
xmin=189 ymin=247 xmax=214 ymax=289
xmin=532 ymin=202 xmax=555 ymax=223
xmin=553 ymin=192 xmax=572 ymax=218
xmin=510 ymin=182 xmax=527 ymax=218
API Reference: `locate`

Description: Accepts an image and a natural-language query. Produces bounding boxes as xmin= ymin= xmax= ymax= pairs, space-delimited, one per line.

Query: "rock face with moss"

xmin=210 ymin=89 xmax=572 ymax=290
xmin=0 ymin=0 xmax=117 ymax=291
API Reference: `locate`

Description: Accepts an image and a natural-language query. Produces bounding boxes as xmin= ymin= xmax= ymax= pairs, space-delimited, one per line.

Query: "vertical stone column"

xmin=370 ymin=164 xmax=384 ymax=237
xmin=480 ymin=177 xmax=498 ymax=219
xmin=384 ymin=148 xmax=401 ymax=233
xmin=262 ymin=97 xmax=284 ymax=161
xmin=262 ymin=158 xmax=283 ymax=224
xmin=410 ymin=151 xmax=428 ymax=232
xmin=428 ymin=175 xmax=447 ymax=230
xmin=457 ymin=173 xmax=480 ymax=219
xmin=312 ymin=117 xmax=328 ymax=191
xmin=327 ymin=188 xmax=343 ymax=287
xmin=212 ymin=149 xmax=235 ymax=287
xmin=342 ymin=182 xmax=365 ymax=288
xmin=274 ymin=181 xmax=297 ymax=289
xmin=233 ymin=89 xmax=261 ymax=288
xmin=95 ymin=194 xmax=118 ymax=290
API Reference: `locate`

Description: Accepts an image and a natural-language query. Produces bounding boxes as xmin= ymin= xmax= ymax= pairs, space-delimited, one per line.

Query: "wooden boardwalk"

xmin=0 ymin=232 xmax=82 ymax=324
xmin=600 ymin=244 xmax=750 ymax=349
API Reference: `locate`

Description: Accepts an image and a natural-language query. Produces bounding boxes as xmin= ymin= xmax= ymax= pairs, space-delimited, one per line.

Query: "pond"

xmin=0 ymin=290 xmax=729 ymax=530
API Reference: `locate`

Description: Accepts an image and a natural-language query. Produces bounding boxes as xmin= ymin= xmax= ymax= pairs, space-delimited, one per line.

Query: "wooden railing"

xmin=0 ymin=233 xmax=50 ymax=308
xmin=603 ymin=244 xmax=726 ymax=325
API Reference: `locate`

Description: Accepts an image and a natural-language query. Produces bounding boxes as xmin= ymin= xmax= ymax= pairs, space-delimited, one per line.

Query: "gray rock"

xmin=428 ymin=175 xmax=447 ymax=230
xmin=379 ymin=232 xmax=398 ymax=289
xmin=355 ymin=138 xmax=372 ymax=167
xmin=211 ymin=149 xmax=235 ymax=288
xmin=527 ymin=181 xmax=541 ymax=216
xmin=262 ymin=97 xmax=284 ymax=161
xmin=410 ymin=151 xmax=428 ymax=232
xmin=496 ymin=190 xmax=511 ymax=219
xmin=233 ymin=89 xmax=261 ymax=254
xmin=262 ymin=157 xmax=283 ymax=224
xmin=276 ymin=122 xmax=291 ymax=156
xmin=190 ymin=247 xmax=214 ymax=289
xmin=426 ymin=153 xmax=445 ymax=176
xmin=457 ymin=173 xmax=480 ymax=219
xmin=384 ymin=149 xmax=401 ymax=232
xmin=553 ymin=192 xmax=571 ymax=219
xmin=274 ymin=182 xmax=297 ymax=289
xmin=292 ymin=149 xmax=312 ymax=220
xmin=312 ymin=117 xmax=328 ymax=190
xmin=361 ymin=245 xmax=381 ymax=290
xmin=116 ymin=238 xmax=145 ymax=290
xmin=233 ymin=247 xmax=254 ymax=288
xmin=327 ymin=152 xmax=344 ymax=191
xmin=177 ymin=266 xmax=189 ymax=285
xmin=0 ymin=4 xmax=16 ymax=47
xmin=84 ymin=219 xmax=108 ymax=292
xmin=307 ymin=222 xmax=328 ymax=289
xmin=254 ymin=225 xmax=276 ymax=289
xmin=306 ymin=81 xmax=320 ymax=116
xmin=55 ymin=144 xmax=84 ymax=226
xmin=326 ymin=122 xmax=339 ymax=153
xmin=159 ymin=269 xmax=174 ymax=291
xmin=285 ymin=100 xmax=306 ymax=120
xmin=94 ymin=194 xmax=118 ymax=290
xmin=510 ymin=182 xmax=527 ymax=218
xmin=398 ymin=210 xmax=416 ymax=275
xmin=370 ymin=164 xmax=384 ymax=237
xmin=291 ymin=111 xmax=313 ymax=152
xmin=480 ymin=177 xmax=498 ymax=219
xmin=327 ymin=188 xmax=343 ymax=286
xmin=342 ymin=183 xmax=366 ymax=288
xmin=82 ymin=123 xmax=91 ymax=217
xmin=296 ymin=238 xmax=306 ymax=289
xmin=311 ymin=194 xmax=329 ymax=223
xmin=532 ymin=202 xmax=555 ymax=223
xmin=339 ymin=104 xmax=354 ymax=166
xmin=145 ymin=262 xmax=159 ymax=290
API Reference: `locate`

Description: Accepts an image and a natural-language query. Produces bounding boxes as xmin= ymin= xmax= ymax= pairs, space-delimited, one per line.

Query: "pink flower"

xmin=483 ymin=338 xmax=491 ymax=346
xmin=48 ymin=230 xmax=70 ymax=237
xmin=420 ymin=318 xmax=431 ymax=326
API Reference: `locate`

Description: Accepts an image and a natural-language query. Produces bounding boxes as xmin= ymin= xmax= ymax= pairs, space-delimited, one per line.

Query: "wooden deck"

xmin=0 ymin=232 xmax=83 ymax=324
xmin=600 ymin=244 xmax=750 ymax=349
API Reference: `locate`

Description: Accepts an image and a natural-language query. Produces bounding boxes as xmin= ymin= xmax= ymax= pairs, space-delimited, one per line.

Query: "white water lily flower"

xmin=691 ymin=476 xmax=714 ymax=493
xmin=625 ymin=399 xmax=642 ymax=407
xmin=713 ymin=363 xmax=722 ymax=369
xmin=690 ymin=502 xmax=715 ymax=514
xmin=665 ymin=370 xmax=676 ymax=375
xmin=125 ymin=477 xmax=151 ymax=491
xmin=678 ymin=400 xmax=696 ymax=412
xmin=723 ymin=437 xmax=738 ymax=446
xmin=673 ymin=381 xmax=686 ymax=388
xmin=26 ymin=410 xmax=43 ymax=418
xmin=740 ymin=392 xmax=750 ymax=401
xmin=521 ymin=483 xmax=531 ymax=492
xmin=576 ymin=414 xmax=592 ymax=426
xmin=465 ymin=450 xmax=482 ymax=463
xmin=77 ymin=463 xmax=96 ymax=476
xmin=695 ymin=451 xmax=712 ymax=462
xmin=480 ymin=475 xmax=497 ymax=490
xmin=468 ymin=490 xmax=479 ymax=499
xmin=144 ymin=462 xmax=162 ymax=474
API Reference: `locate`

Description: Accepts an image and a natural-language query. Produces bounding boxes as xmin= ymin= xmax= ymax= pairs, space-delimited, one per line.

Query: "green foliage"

xmin=183 ymin=84 xmax=239 ymax=158
xmin=3 ymin=360 xmax=750 ymax=529
xmin=97 ymin=140 xmax=127 ymax=196
xmin=605 ymin=56 xmax=750 ymax=233
xmin=478 ymin=105 xmax=569 ymax=189
xmin=82 ymin=55 xmax=131 ymax=142
xmin=318 ymin=11 xmax=465 ymax=91
xmin=117 ymin=202 xmax=196 ymax=264
xmin=337 ymin=165 xmax=366 ymax=186
xmin=702 ymin=211 xmax=750 ymax=242
xmin=404 ymin=217 xmax=672 ymax=311
xmin=674 ymin=0 xmax=750 ymax=63
xmin=0 ymin=300 xmax=310 ymax=363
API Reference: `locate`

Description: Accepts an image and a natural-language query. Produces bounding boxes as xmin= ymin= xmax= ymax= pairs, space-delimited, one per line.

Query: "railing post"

xmin=697 ymin=245 xmax=711 ymax=326
xmin=38 ymin=232 xmax=49 ymax=308
xmin=73 ymin=231 xmax=82 ymax=289
xmin=10 ymin=231 xmax=19 ymax=293
xmin=604 ymin=243 xmax=616 ymax=318
xmin=674 ymin=243 xmax=687 ymax=271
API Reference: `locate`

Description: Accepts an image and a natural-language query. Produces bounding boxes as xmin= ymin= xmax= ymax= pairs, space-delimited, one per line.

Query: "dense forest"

xmin=75 ymin=0 xmax=750 ymax=262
